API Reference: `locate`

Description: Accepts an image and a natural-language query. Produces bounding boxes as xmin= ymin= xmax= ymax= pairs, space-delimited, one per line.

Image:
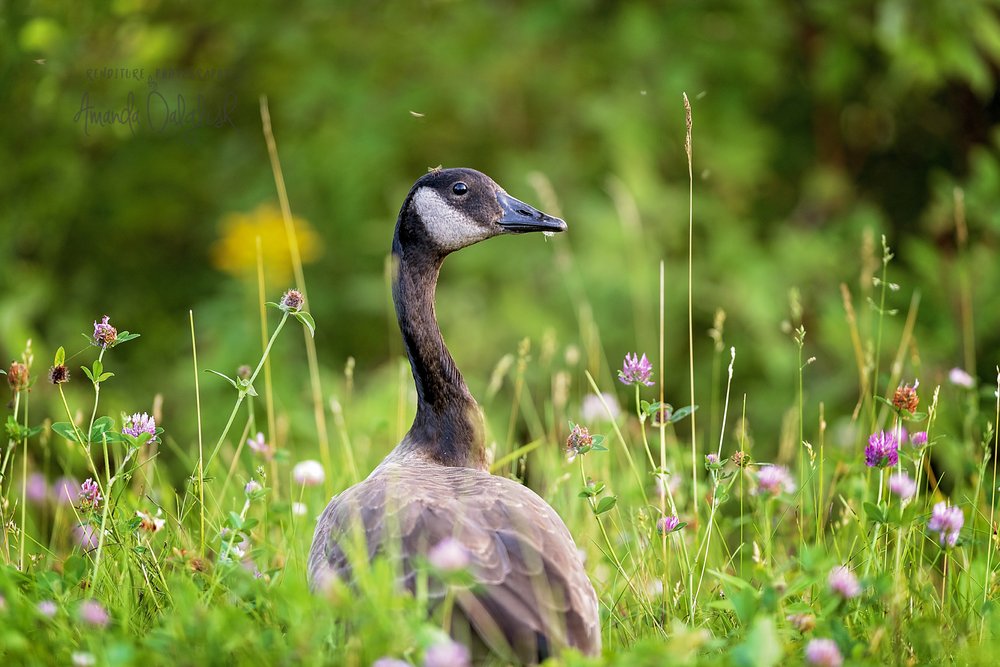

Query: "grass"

xmin=1 ymin=102 xmax=999 ymax=667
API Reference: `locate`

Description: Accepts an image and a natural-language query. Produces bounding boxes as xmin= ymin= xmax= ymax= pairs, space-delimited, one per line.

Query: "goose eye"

xmin=452 ymin=182 xmax=469 ymax=196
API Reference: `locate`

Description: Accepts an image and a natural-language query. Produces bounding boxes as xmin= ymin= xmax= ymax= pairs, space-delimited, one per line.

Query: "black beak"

xmin=497 ymin=191 xmax=567 ymax=234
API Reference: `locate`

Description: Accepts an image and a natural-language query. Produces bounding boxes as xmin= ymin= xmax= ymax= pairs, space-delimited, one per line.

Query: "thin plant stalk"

xmin=982 ymin=368 xmax=1000 ymax=638
xmin=658 ymin=260 xmax=668 ymax=610
xmin=870 ymin=237 xmax=892 ymax=431
xmin=255 ymin=236 xmax=279 ymax=499
xmin=692 ymin=347 xmax=735 ymax=618
xmin=584 ymin=371 xmax=648 ymax=506
xmin=18 ymin=389 xmax=29 ymax=569
xmin=205 ymin=312 xmax=289 ymax=471
xmin=190 ymin=310 xmax=206 ymax=555
xmin=683 ymin=92 xmax=699 ymax=515
xmin=260 ymin=95 xmax=333 ymax=496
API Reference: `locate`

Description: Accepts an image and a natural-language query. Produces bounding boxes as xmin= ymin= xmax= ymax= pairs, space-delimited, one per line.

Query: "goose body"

xmin=307 ymin=168 xmax=600 ymax=661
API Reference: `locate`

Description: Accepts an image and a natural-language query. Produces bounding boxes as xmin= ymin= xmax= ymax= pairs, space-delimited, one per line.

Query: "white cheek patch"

xmin=412 ymin=187 xmax=491 ymax=251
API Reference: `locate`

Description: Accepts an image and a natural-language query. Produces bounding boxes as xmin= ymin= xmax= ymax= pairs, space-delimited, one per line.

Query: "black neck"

xmin=391 ymin=233 xmax=486 ymax=469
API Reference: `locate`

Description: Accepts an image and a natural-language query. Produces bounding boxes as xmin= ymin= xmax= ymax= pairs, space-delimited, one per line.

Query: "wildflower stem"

xmin=634 ymin=384 xmax=656 ymax=470
xmin=983 ymin=369 xmax=1000 ymax=638
xmin=18 ymin=390 xmax=29 ymax=569
xmin=205 ymin=312 xmax=289 ymax=472
xmin=90 ymin=435 xmax=113 ymax=589
xmin=190 ymin=310 xmax=206 ymax=556
xmin=866 ymin=469 xmax=885 ymax=576
xmin=797 ymin=333 xmax=805 ymax=551
xmin=584 ymin=371 xmax=648 ymax=505
xmin=57 ymin=385 xmax=86 ymax=445
xmin=85 ymin=348 xmax=107 ymax=449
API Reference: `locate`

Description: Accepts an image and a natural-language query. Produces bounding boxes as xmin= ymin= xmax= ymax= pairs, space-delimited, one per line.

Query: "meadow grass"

xmin=1 ymin=105 xmax=999 ymax=667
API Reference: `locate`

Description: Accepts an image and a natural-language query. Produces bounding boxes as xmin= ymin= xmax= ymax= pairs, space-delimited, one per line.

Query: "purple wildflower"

xmin=92 ymin=316 xmax=117 ymax=348
xmin=864 ymin=430 xmax=898 ymax=468
xmin=888 ymin=472 xmax=916 ymax=500
xmin=618 ymin=353 xmax=654 ymax=387
xmin=78 ymin=599 xmax=110 ymax=628
xmin=754 ymin=465 xmax=795 ymax=496
xmin=122 ymin=412 xmax=157 ymax=441
xmin=805 ymin=638 xmax=843 ymax=667
xmin=424 ymin=640 xmax=471 ymax=667
xmin=37 ymin=600 xmax=58 ymax=618
xmin=247 ymin=432 xmax=274 ymax=459
xmin=280 ymin=289 xmax=304 ymax=312
xmin=565 ymin=423 xmax=594 ymax=462
xmin=78 ymin=478 xmax=102 ymax=509
xmin=705 ymin=453 xmax=720 ymax=468
xmin=656 ymin=515 xmax=681 ymax=535
xmin=928 ymin=501 xmax=964 ymax=548
xmin=373 ymin=659 xmax=413 ymax=667
xmin=428 ymin=537 xmax=470 ymax=572
xmin=828 ymin=566 xmax=861 ymax=599
xmin=245 ymin=480 xmax=262 ymax=496
xmin=292 ymin=460 xmax=325 ymax=486
xmin=26 ymin=472 xmax=49 ymax=504
xmin=910 ymin=431 xmax=928 ymax=448
xmin=949 ymin=368 xmax=975 ymax=388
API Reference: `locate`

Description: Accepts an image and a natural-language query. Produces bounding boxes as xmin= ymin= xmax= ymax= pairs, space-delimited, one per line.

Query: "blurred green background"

xmin=2 ymin=0 xmax=999 ymax=465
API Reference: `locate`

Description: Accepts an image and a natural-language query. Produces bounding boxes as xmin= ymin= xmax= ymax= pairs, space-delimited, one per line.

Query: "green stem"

xmin=205 ymin=312 xmax=289 ymax=471
xmin=86 ymin=349 xmax=107 ymax=448
xmin=18 ymin=390 xmax=29 ymax=569
xmin=870 ymin=239 xmax=891 ymax=431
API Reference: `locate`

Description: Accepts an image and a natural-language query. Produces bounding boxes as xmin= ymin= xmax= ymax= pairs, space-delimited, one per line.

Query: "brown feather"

xmin=308 ymin=459 xmax=601 ymax=661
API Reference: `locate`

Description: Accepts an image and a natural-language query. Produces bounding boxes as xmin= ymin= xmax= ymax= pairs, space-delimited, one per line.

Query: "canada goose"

xmin=307 ymin=168 xmax=601 ymax=662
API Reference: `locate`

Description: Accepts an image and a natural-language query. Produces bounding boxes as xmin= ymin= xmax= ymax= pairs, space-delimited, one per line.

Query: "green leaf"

xmin=864 ymin=501 xmax=886 ymax=524
xmin=227 ymin=512 xmax=245 ymax=531
xmin=62 ymin=555 xmax=87 ymax=586
xmin=90 ymin=416 xmax=114 ymax=438
xmin=669 ymin=405 xmax=699 ymax=423
xmin=206 ymin=369 xmax=239 ymax=391
xmin=593 ymin=496 xmax=618 ymax=515
xmin=264 ymin=301 xmax=281 ymax=310
xmin=52 ymin=421 xmax=81 ymax=443
xmin=645 ymin=401 xmax=668 ymax=417
xmin=731 ymin=616 xmax=783 ymax=667
xmin=54 ymin=346 xmax=65 ymax=366
xmin=590 ymin=434 xmax=607 ymax=451
xmin=875 ymin=395 xmax=894 ymax=409
xmin=92 ymin=360 xmax=103 ymax=377
xmin=293 ymin=310 xmax=316 ymax=337
xmin=114 ymin=332 xmax=140 ymax=346
xmin=578 ymin=481 xmax=606 ymax=498
xmin=81 ymin=365 xmax=95 ymax=383
xmin=97 ymin=372 xmax=114 ymax=382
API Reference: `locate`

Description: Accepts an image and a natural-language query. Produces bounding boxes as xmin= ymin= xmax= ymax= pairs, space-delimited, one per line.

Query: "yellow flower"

xmin=211 ymin=204 xmax=321 ymax=283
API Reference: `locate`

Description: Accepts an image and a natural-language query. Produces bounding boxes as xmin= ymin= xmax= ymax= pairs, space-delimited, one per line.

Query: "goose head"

xmin=397 ymin=167 xmax=566 ymax=255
